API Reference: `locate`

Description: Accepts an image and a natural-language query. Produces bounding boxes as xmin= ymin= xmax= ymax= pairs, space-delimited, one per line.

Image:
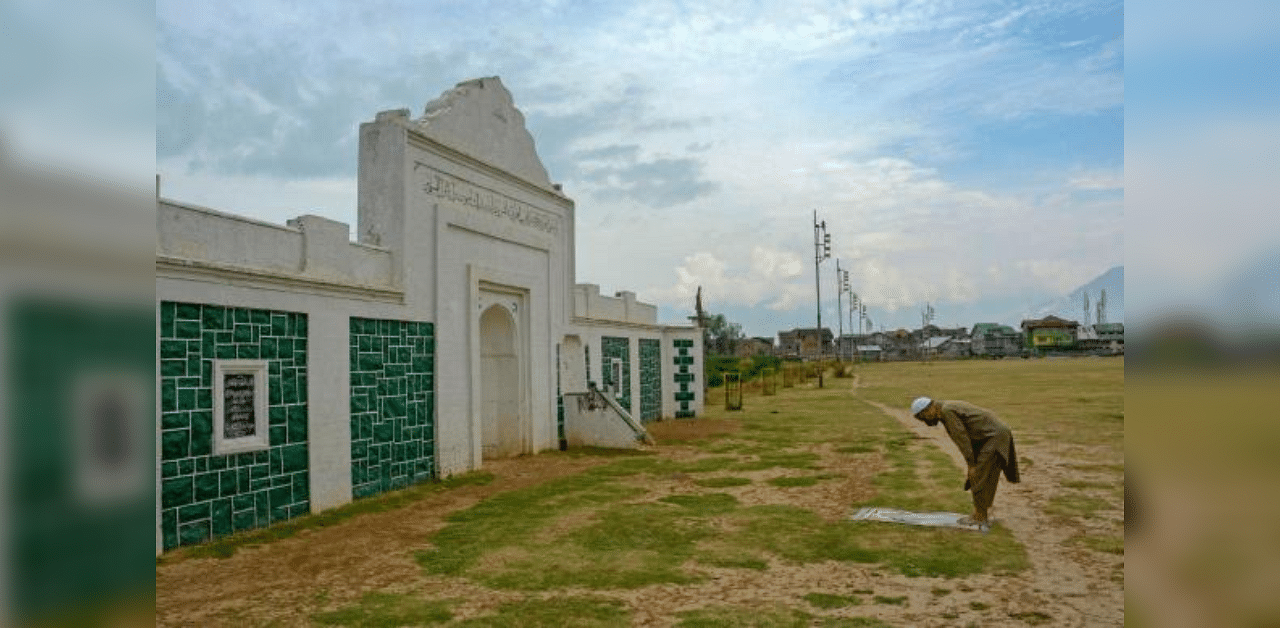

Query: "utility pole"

xmin=840 ymin=271 xmax=851 ymax=361
xmin=920 ymin=303 xmax=935 ymax=362
xmin=849 ymin=291 xmax=859 ymax=363
xmin=813 ymin=210 xmax=831 ymax=388
xmin=835 ymin=259 xmax=844 ymax=362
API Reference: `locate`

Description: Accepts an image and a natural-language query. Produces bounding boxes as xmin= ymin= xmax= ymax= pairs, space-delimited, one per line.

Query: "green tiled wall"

xmin=159 ymin=302 xmax=309 ymax=551
xmin=638 ymin=339 xmax=662 ymax=422
xmin=601 ymin=336 xmax=631 ymax=413
xmin=673 ymin=338 xmax=696 ymax=418
xmin=349 ymin=318 xmax=435 ymax=499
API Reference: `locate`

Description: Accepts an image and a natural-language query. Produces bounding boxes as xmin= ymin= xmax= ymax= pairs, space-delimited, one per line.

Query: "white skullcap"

xmin=911 ymin=397 xmax=932 ymax=416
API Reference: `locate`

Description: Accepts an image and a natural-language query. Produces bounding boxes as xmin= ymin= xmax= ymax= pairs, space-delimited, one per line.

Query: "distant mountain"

xmin=1030 ymin=266 xmax=1124 ymax=324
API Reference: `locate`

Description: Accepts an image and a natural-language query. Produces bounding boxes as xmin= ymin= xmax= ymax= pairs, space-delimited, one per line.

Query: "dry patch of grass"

xmin=803 ymin=592 xmax=862 ymax=608
xmin=312 ymin=592 xmax=453 ymax=626
xmin=648 ymin=417 xmax=741 ymax=442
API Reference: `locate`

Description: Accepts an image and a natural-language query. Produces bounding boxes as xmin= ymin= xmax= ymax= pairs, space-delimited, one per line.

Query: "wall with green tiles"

xmin=601 ymin=336 xmax=631 ymax=413
xmin=673 ymin=338 xmax=696 ymax=418
xmin=159 ymin=302 xmax=310 ymax=551
xmin=349 ymin=317 xmax=435 ymax=499
xmin=638 ymin=338 xmax=662 ymax=422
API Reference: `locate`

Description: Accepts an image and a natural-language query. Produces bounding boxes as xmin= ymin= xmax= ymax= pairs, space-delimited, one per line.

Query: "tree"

xmin=704 ymin=312 xmax=744 ymax=355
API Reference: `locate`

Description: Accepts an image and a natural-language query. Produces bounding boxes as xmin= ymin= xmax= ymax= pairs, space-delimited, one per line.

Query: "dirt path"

xmin=861 ymin=378 xmax=1123 ymax=627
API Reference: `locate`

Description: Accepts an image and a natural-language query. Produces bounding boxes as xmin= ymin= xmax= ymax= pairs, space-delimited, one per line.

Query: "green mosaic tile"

xmin=232 ymin=510 xmax=257 ymax=533
xmin=233 ymin=493 xmax=254 ymax=511
xmin=195 ymin=457 xmax=208 ymax=473
xmin=268 ymin=485 xmax=292 ymax=512
xmin=349 ymin=318 xmax=435 ymax=499
xmin=254 ymin=492 xmax=269 ymax=521
xmin=162 ymin=412 xmax=189 ymax=430
xmin=202 ymin=305 xmax=227 ymax=330
xmin=675 ymin=392 xmax=696 ymax=402
xmin=282 ymin=375 xmax=297 ymax=404
xmin=193 ymin=472 xmax=219 ymax=502
xmin=283 ymin=444 xmax=307 ymax=473
xmin=260 ymin=337 xmax=277 ymax=359
xmin=176 ymin=302 xmax=201 ymax=320
xmin=161 ymin=360 xmax=186 ymax=377
xmin=236 ymin=344 xmax=259 ymax=359
xmin=291 ymin=475 xmax=309 ymax=504
xmin=161 ymin=430 xmax=189 ymax=460
xmin=250 ymin=309 xmax=270 ymax=325
xmin=189 ymin=413 xmax=212 ymax=457
xmin=162 ymin=509 xmax=178 ymax=550
xmin=177 ymin=388 xmax=195 ymax=411
xmin=161 ymin=340 xmax=186 ymax=358
xmin=232 ymin=308 xmax=249 ymax=324
xmin=269 ymin=448 xmax=283 ymax=475
xmin=215 ymin=344 xmax=236 ymax=360
xmin=274 ymin=314 xmax=290 ymax=336
xmin=211 ymin=499 xmax=233 ymax=538
xmin=219 ymin=470 xmax=238 ymax=497
xmin=287 ymin=408 xmax=307 ymax=442
xmin=161 ymin=302 xmax=176 ymax=338
xmin=162 ymin=461 xmax=179 ymax=478
xmin=270 ymin=425 xmax=287 ymax=447
xmin=178 ymin=501 xmax=210 ymax=524
xmin=162 ymin=476 xmax=193 ymax=508
xmin=162 ymin=379 xmax=176 ymax=412
xmin=179 ymin=458 xmax=195 ymax=475
xmin=175 ymin=319 xmax=201 ymax=340
xmin=209 ymin=455 xmax=228 ymax=471
xmin=197 ymin=389 xmax=212 ymax=409
xmin=179 ymin=521 xmax=209 ymax=547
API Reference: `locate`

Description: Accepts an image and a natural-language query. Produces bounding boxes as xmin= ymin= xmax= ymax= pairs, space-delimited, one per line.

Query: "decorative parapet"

xmin=572 ymin=284 xmax=659 ymax=325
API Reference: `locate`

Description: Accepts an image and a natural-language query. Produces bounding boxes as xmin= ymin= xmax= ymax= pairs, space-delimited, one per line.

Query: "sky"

xmin=154 ymin=0 xmax=1125 ymax=337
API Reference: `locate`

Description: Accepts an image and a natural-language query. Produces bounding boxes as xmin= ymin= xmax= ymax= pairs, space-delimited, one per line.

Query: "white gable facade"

xmin=156 ymin=78 xmax=703 ymax=553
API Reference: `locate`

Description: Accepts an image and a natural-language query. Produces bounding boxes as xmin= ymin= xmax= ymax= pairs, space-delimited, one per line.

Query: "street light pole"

xmin=813 ymin=210 xmax=830 ymax=388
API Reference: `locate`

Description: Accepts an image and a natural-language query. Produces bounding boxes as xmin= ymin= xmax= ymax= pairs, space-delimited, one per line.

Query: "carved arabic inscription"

xmin=415 ymin=163 xmax=560 ymax=235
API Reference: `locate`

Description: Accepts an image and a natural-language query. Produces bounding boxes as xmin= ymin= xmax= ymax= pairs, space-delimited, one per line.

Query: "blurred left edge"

xmin=0 ymin=148 xmax=156 ymax=627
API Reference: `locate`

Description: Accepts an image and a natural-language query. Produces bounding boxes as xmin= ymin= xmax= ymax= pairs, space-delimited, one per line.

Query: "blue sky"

xmin=155 ymin=0 xmax=1125 ymax=336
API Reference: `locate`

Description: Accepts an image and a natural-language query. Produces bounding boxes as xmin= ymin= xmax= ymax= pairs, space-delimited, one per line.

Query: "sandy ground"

xmin=157 ymin=379 xmax=1124 ymax=627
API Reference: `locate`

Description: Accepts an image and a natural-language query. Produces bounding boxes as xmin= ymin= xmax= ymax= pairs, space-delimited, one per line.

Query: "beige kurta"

xmin=937 ymin=400 xmax=1020 ymax=511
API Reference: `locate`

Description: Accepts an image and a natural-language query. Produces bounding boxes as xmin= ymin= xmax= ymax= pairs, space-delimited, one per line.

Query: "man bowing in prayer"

xmin=910 ymin=397 xmax=1020 ymax=525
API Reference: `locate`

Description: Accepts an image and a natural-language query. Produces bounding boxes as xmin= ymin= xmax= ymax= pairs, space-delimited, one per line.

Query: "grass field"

xmin=157 ymin=357 xmax=1124 ymax=627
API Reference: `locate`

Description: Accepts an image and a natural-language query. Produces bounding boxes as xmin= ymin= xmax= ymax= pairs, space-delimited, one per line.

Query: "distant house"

xmin=971 ymin=323 xmax=1023 ymax=357
xmin=734 ymin=337 xmax=775 ymax=357
xmin=1080 ymin=322 xmax=1124 ymax=353
xmin=778 ymin=327 xmax=833 ymax=359
xmin=856 ymin=345 xmax=883 ymax=361
xmin=919 ymin=335 xmax=968 ymax=359
xmin=1020 ymin=315 xmax=1081 ymax=350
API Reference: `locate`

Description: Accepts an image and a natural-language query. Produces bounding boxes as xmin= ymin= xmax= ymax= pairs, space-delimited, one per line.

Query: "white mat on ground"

xmin=849 ymin=507 xmax=990 ymax=532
